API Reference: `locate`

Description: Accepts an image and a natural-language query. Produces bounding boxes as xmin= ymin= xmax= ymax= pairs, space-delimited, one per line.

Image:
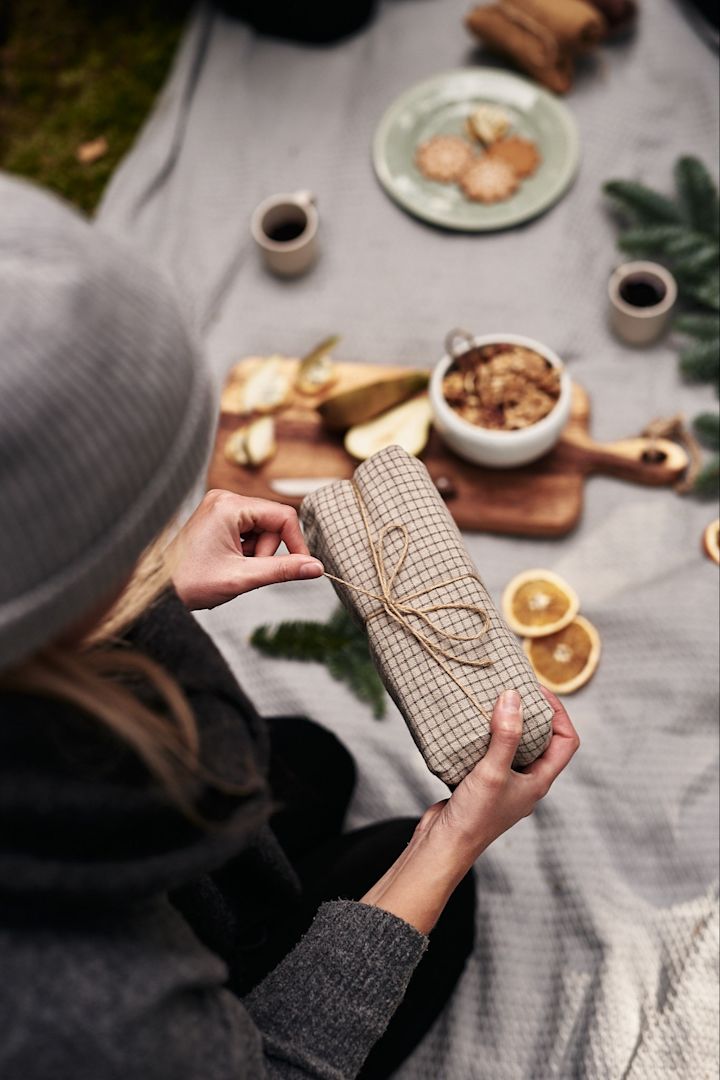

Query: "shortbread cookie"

xmin=488 ymin=136 xmax=541 ymax=179
xmin=415 ymin=135 xmax=475 ymax=183
xmin=459 ymin=157 xmax=519 ymax=203
xmin=465 ymin=104 xmax=512 ymax=145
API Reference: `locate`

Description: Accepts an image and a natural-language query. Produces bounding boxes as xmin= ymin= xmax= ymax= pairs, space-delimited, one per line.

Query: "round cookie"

xmin=415 ymin=135 xmax=475 ymax=183
xmin=488 ymin=136 xmax=541 ymax=179
xmin=459 ymin=157 xmax=519 ymax=203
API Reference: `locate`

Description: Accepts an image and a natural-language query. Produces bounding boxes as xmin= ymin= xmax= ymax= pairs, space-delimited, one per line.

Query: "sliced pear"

xmin=241 ymin=357 xmax=291 ymax=414
xmin=245 ymin=417 xmax=277 ymax=465
xmin=224 ymin=417 xmax=277 ymax=467
xmin=224 ymin=425 xmax=250 ymax=466
xmin=319 ymin=372 xmax=429 ymax=431
xmin=344 ymin=395 xmax=432 ymax=461
xmin=295 ymin=335 xmax=339 ymax=395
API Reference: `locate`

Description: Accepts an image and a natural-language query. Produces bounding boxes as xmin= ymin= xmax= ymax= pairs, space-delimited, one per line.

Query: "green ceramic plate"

xmin=372 ymin=69 xmax=580 ymax=231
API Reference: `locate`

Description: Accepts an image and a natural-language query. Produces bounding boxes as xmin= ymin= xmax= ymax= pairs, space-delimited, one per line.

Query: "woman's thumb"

xmin=242 ymin=554 xmax=324 ymax=591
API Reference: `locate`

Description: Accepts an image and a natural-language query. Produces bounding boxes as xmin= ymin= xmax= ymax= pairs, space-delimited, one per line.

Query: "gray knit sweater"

xmin=0 ymin=593 xmax=427 ymax=1079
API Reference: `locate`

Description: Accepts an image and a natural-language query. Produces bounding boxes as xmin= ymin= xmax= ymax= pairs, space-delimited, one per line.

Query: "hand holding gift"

xmin=300 ymin=445 xmax=555 ymax=786
xmin=361 ymin=686 xmax=579 ymax=933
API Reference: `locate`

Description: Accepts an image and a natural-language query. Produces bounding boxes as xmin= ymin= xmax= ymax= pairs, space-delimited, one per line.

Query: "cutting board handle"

xmin=561 ymin=430 xmax=689 ymax=486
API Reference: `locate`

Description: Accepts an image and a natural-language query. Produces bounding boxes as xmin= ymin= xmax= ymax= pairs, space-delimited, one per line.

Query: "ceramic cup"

xmin=608 ymin=260 xmax=677 ymax=346
xmin=250 ymin=191 xmax=318 ymax=277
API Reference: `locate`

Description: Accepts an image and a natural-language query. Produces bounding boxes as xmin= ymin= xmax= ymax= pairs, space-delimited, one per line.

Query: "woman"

xmin=0 ymin=174 xmax=579 ymax=1080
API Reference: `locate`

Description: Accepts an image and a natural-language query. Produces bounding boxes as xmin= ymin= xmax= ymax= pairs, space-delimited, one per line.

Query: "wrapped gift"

xmin=300 ymin=445 xmax=553 ymax=786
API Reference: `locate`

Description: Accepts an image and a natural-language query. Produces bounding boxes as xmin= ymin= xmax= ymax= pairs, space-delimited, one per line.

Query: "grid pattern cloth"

xmin=301 ymin=446 xmax=553 ymax=786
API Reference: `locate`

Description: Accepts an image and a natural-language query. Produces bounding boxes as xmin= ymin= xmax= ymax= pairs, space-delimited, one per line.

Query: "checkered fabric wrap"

xmin=300 ymin=445 xmax=553 ymax=786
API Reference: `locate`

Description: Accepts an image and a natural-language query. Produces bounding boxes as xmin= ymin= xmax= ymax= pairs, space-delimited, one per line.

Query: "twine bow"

xmin=324 ymin=482 xmax=494 ymax=721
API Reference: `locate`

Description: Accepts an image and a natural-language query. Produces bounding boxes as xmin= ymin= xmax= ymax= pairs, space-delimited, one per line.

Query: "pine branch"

xmin=680 ymin=339 xmax=720 ymax=382
xmin=250 ymin=607 xmax=386 ymax=718
xmin=250 ymin=619 xmax=349 ymax=661
xmin=674 ymin=156 xmax=720 ymax=239
xmin=664 ymin=231 xmax=715 ymax=260
xmin=694 ymin=457 xmax=720 ymax=498
xmin=603 ymin=180 xmax=683 ymax=226
xmin=675 ymin=313 xmax=720 ymax=340
xmin=616 ymin=225 xmax=701 ymax=260
xmin=682 ymin=273 xmax=720 ymax=312
xmin=326 ymin=650 xmax=386 ymax=719
xmin=327 ymin=606 xmax=360 ymax=638
xmin=693 ymin=412 xmax=720 ymax=451
xmin=673 ymin=245 xmax=720 ymax=283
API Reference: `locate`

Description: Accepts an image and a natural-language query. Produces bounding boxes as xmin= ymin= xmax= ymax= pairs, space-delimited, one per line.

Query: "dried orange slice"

xmin=523 ymin=616 xmax=601 ymax=695
xmin=502 ymin=569 xmax=579 ymax=638
xmin=703 ymin=519 xmax=720 ymax=565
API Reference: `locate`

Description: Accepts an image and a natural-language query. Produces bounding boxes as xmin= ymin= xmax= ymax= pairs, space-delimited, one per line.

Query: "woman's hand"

xmin=169 ymin=489 xmax=324 ymax=610
xmin=361 ymin=688 xmax=579 ymax=934
xmin=427 ymin=686 xmax=579 ymax=861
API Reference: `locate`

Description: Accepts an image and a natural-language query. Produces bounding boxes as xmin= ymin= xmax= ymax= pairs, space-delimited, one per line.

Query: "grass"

xmin=0 ymin=0 xmax=191 ymax=212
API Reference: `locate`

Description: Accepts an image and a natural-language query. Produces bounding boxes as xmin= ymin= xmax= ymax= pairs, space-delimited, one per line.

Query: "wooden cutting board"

xmin=207 ymin=357 xmax=688 ymax=537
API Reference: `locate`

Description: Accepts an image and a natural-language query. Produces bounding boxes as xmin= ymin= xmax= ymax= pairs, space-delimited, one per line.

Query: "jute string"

xmin=323 ymin=482 xmax=494 ymax=722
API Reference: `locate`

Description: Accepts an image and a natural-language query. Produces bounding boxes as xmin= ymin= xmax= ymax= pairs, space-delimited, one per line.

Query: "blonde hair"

xmin=0 ymin=536 xmax=260 ymax=818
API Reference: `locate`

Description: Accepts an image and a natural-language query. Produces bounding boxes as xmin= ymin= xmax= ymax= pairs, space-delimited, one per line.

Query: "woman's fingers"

xmin=238 ymin=499 xmax=310 ymax=557
xmin=244 ymin=499 xmax=309 ymax=556
xmin=252 ymin=531 xmax=282 ymax=558
xmin=481 ymin=689 xmax=524 ymax=774
xmin=236 ymin=553 xmax=324 ymax=592
xmin=524 ymin=688 xmax=580 ymax=791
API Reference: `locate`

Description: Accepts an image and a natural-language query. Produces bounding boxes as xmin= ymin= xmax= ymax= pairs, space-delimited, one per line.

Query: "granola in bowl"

xmin=429 ymin=332 xmax=571 ymax=468
xmin=442 ymin=343 xmax=562 ymax=431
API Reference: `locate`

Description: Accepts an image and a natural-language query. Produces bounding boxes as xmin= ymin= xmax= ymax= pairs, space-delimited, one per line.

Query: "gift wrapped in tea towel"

xmin=300 ymin=445 xmax=553 ymax=786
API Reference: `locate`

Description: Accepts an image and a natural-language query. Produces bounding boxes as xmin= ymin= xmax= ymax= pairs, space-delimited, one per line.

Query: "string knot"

xmin=323 ymin=483 xmax=494 ymax=721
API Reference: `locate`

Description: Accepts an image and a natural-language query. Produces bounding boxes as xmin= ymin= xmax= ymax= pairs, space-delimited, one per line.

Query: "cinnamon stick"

xmin=465 ymin=5 xmax=574 ymax=94
xmin=585 ymin=0 xmax=637 ymax=36
xmin=508 ymin=0 xmax=607 ymax=52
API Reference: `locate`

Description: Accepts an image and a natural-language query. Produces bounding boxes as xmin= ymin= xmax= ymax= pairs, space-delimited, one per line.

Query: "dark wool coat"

xmin=0 ymin=591 xmax=425 ymax=1079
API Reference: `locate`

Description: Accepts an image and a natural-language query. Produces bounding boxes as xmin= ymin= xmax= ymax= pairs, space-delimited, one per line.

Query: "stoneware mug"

xmin=608 ymin=260 xmax=678 ymax=346
xmin=251 ymin=191 xmax=318 ymax=278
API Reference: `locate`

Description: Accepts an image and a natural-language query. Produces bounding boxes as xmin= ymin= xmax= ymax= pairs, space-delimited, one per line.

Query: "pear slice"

xmin=224 ymin=417 xmax=276 ymax=467
xmin=319 ymin=372 xmax=429 ymax=431
xmin=245 ymin=417 xmax=277 ymax=465
xmin=224 ymin=425 xmax=250 ymax=466
xmin=295 ymin=335 xmax=339 ymax=395
xmin=241 ymin=357 xmax=291 ymax=414
xmin=344 ymin=395 xmax=432 ymax=461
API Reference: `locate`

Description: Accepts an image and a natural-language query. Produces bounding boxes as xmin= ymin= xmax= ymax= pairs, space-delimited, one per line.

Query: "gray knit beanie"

xmin=0 ymin=174 xmax=216 ymax=671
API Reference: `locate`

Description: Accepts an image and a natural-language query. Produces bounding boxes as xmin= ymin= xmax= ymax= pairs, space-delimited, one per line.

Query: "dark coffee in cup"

xmin=261 ymin=204 xmax=308 ymax=245
xmin=619 ymin=274 xmax=667 ymax=309
xmin=266 ymin=219 xmax=306 ymax=242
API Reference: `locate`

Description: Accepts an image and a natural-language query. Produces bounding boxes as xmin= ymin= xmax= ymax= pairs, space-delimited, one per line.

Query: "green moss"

xmin=0 ymin=0 xmax=191 ymax=212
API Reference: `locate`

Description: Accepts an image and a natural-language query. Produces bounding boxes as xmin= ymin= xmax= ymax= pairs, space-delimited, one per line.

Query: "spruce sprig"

xmin=250 ymin=607 xmax=387 ymax=718
xmin=693 ymin=412 xmax=720 ymax=452
xmin=604 ymin=156 xmax=720 ymax=496
xmin=693 ymin=459 xmax=720 ymax=499
xmin=680 ymin=338 xmax=720 ymax=384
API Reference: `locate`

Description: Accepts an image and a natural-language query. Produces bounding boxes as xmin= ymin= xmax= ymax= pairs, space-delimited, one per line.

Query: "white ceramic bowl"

xmin=429 ymin=333 xmax=572 ymax=469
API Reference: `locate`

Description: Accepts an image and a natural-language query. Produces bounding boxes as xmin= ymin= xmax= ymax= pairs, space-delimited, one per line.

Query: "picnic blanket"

xmin=97 ymin=2 xmax=720 ymax=1076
